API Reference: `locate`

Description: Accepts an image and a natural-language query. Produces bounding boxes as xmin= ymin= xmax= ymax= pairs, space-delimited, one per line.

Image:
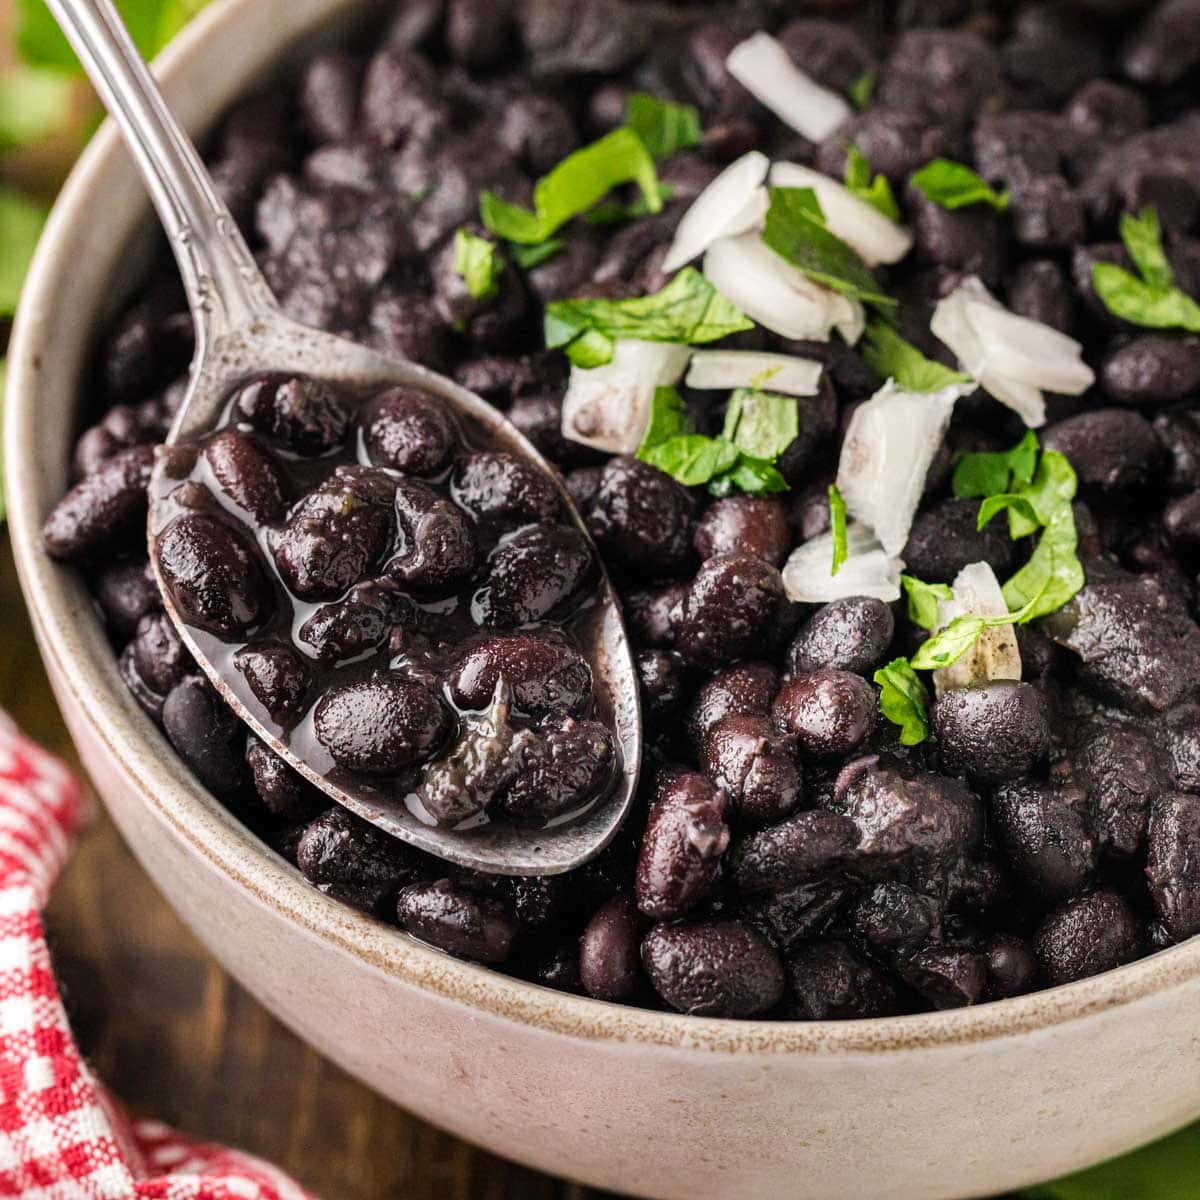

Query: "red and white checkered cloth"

xmin=0 ymin=714 xmax=316 ymax=1199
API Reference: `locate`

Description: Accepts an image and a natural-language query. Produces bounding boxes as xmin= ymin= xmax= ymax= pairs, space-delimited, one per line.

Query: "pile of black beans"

xmin=42 ymin=0 xmax=1200 ymax=1018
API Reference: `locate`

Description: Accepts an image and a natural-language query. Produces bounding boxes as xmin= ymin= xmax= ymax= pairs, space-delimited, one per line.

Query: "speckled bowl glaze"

xmin=8 ymin=2 xmax=1200 ymax=1196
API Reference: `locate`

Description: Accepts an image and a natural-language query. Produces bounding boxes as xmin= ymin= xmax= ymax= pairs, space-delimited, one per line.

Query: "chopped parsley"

xmin=873 ymin=659 xmax=928 ymax=746
xmin=900 ymin=574 xmax=954 ymax=631
xmin=863 ymin=318 xmax=971 ymax=393
xmin=452 ymin=229 xmax=502 ymax=301
xmin=624 ymin=93 xmax=702 ymax=161
xmin=828 ymin=484 xmax=848 ymax=575
xmin=911 ymin=158 xmax=1010 ymax=213
xmin=843 ymin=143 xmax=899 ymax=222
xmin=848 ymin=68 xmax=876 ymax=112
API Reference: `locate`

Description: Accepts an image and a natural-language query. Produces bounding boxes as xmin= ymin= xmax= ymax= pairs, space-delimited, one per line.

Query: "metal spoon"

xmin=47 ymin=0 xmax=641 ymax=876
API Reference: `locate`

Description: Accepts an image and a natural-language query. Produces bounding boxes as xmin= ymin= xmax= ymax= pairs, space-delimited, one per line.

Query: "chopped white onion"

xmin=661 ymin=152 xmax=770 ymax=274
xmin=702 ymin=233 xmax=865 ymax=345
xmin=931 ymin=276 xmax=1095 ymax=428
xmin=725 ymin=32 xmax=851 ymax=143
xmin=932 ymin=562 xmax=1023 ymax=697
xmin=560 ymin=339 xmax=690 ymax=454
xmin=770 ymin=161 xmax=913 ymax=267
xmin=782 ymin=522 xmax=903 ymax=603
xmin=685 ymin=350 xmax=823 ymax=396
xmin=836 ymin=380 xmax=965 ymax=557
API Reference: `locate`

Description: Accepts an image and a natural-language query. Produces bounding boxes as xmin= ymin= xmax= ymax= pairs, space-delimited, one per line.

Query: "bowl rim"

xmin=9 ymin=0 xmax=1200 ymax=1058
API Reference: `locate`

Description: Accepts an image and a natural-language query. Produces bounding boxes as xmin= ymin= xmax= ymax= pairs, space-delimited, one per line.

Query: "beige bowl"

xmin=8 ymin=3 xmax=1200 ymax=1196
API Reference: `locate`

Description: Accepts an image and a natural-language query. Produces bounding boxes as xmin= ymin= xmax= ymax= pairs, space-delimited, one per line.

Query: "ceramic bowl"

xmin=8 ymin=3 xmax=1200 ymax=1197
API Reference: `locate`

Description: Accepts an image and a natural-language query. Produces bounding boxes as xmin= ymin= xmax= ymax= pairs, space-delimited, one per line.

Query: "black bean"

xmin=732 ymin=809 xmax=859 ymax=895
xmin=786 ymin=598 xmax=895 ymax=677
xmin=297 ymin=580 xmax=403 ymax=666
xmin=899 ymin=946 xmax=987 ymax=1009
xmin=234 ymin=373 xmax=352 ymax=456
xmin=588 ymin=456 xmax=694 ymax=579
xmin=1070 ymin=725 xmax=1168 ymax=858
xmin=246 ymin=734 xmax=323 ymax=820
xmin=985 ymin=933 xmax=1038 ymax=1000
xmin=786 ymin=940 xmax=899 ymax=1021
xmin=498 ymin=90 xmax=577 ymax=175
xmin=272 ymin=465 xmax=396 ymax=601
xmin=397 ymin=879 xmax=518 ymax=963
xmin=853 ymin=881 xmax=942 ymax=952
xmin=1010 ymin=175 xmax=1086 ymax=251
xmin=119 ymin=643 xmax=167 ymax=722
xmin=685 ymin=662 xmax=779 ymax=751
xmin=674 ymin=555 xmax=785 ymax=669
xmin=365 ymin=289 xmax=451 ymax=370
xmin=702 ymin=714 xmax=804 ymax=827
xmin=451 ymin=451 xmax=559 ymax=528
xmin=910 ymin=193 xmax=1006 ymax=286
xmin=693 ymin=496 xmax=791 ymax=567
xmin=203 ymin=429 xmax=287 ymax=521
xmin=386 ymin=477 xmax=478 ymax=595
xmin=471 ymin=523 xmax=595 ymax=628
xmin=94 ymin=558 xmax=160 ymax=637
xmin=1122 ymin=0 xmax=1200 ymax=85
xmin=446 ymin=0 xmax=513 ymax=65
xmin=579 ymin=895 xmax=643 ymax=1002
xmin=43 ymin=445 xmax=155 ymax=562
xmin=314 ymin=674 xmax=451 ymax=773
xmin=817 ymin=108 xmax=954 ymax=184
xmin=298 ymin=806 xmax=428 ymax=913
xmin=933 ymin=682 xmax=1051 ymax=785
xmin=636 ymin=649 xmax=688 ymax=722
xmin=1066 ymin=79 xmax=1148 ymax=142
xmin=641 ymin=920 xmax=784 ymax=1018
xmin=360 ymin=46 xmax=444 ymax=148
xmin=1101 ymin=335 xmax=1200 ymax=407
xmin=1043 ymin=410 xmax=1163 ymax=492
xmin=448 ymin=634 xmax=591 ymax=718
xmin=772 ymin=670 xmax=877 ymax=759
xmin=234 ymin=641 xmax=312 ymax=727
xmin=991 ymin=781 xmax=1097 ymax=902
xmin=635 ymin=770 xmax=729 ymax=920
xmin=511 ymin=392 xmax=599 ymax=470
xmin=298 ymin=50 xmax=361 ymax=144
xmin=155 ymin=513 xmax=274 ymax=638
xmin=493 ymin=717 xmax=614 ymax=821
xmin=161 ymin=676 xmax=247 ymax=797
xmin=360 ymin=387 xmax=458 ymax=476
xmin=518 ymin=0 xmax=649 ymax=77
xmin=902 ymin=497 xmax=1016 ymax=585
xmin=1154 ymin=407 xmax=1200 ymax=494
xmin=132 ymin=611 xmax=192 ymax=697
xmin=1035 ymin=889 xmax=1142 ymax=986
xmin=1007 ymin=258 xmax=1075 ymax=335
xmin=1146 ymin=791 xmax=1200 ymax=943
xmin=777 ymin=17 xmax=874 ymax=93
xmin=623 ymin=582 xmax=688 ymax=649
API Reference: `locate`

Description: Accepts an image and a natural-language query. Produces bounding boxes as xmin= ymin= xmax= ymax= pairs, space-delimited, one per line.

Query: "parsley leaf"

xmin=977 ymin=493 xmax=1042 ymax=539
xmin=639 ymin=385 xmax=690 ymax=451
xmin=585 ymin=183 xmax=675 ymax=227
xmin=1002 ymin=503 xmax=1084 ymax=621
xmin=509 ymin=239 xmax=562 ymax=270
xmin=952 ymin=430 xmax=1040 ymax=499
xmin=0 ymin=68 xmax=73 ymax=151
xmin=874 ymin=658 xmax=929 ymax=745
xmin=0 ymin=188 xmax=48 ymax=315
xmin=711 ymin=456 xmax=789 ymax=496
xmin=828 ymin=484 xmax=848 ymax=575
xmin=863 ymin=318 xmax=971 ymax=393
xmin=481 ymin=127 xmax=661 ymax=245
xmin=453 ymin=229 xmax=501 ymax=301
xmin=544 ymin=268 xmax=752 ymax=367
xmin=641 ymin=435 xmax=740 ymax=486
xmin=848 ymin=68 xmax=876 ymax=112
xmin=911 ymin=158 xmax=1010 ymax=213
xmin=1092 ymin=207 xmax=1200 ymax=333
xmin=843 ymin=143 xmax=899 ymax=222
xmin=901 ymin=575 xmax=954 ymax=631
xmin=909 ymin=589 xmax=1043 ymax=671
xmin=762 ymin=186 xmax=896 ymax=309
xmin=624 ymin=93 xmax=702 ymax=161
xmin=722 ymin=389 xmax=799 ymax=460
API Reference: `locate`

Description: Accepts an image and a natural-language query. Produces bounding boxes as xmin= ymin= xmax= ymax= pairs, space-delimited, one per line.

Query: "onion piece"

xmin=836 ymin=379 xmax=966 ymax=556
xmin=931 ymin=276 xmax=1095 ymax=428
xmin=702 ymin=233 xmax=865 ymax=344
xmin=685 ymin=350 xmax=823 ymax=396
xmin=783 ymin=522 xmax=903 ymax=603
xmin=932 ymin=562 xmax=1023 ymax=697
xmin=560 ymin=339 xmax=691 ymax=454
xmin=661 ymin=152 xmax=770 ymax=274
xmin=770 ymin=161 xmax=913 ymax=267
xmin=725 ymin=32 xmax=851 ymax=143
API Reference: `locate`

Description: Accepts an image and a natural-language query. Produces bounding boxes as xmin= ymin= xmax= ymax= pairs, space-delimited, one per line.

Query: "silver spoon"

xmin=47 ymin=0 xmax=641 ymax=876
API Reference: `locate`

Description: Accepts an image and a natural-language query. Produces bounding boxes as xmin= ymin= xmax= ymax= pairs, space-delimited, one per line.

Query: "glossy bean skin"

xmin=702 ymin=714 xmax=804 ymax=826
xmin=772 ymin=671 xmax=877 ymax=759
xmin=447 ymin=634 xmax=592 ymax=718
xmin=579 ymin=895 xmax=644 ymax=1001
xmin=786 ymin=598 xmax=894 ymax=677
xmin=360 ymin=386 xmax=458 ymax=475
xmin=43 ymin=445 xmax=155 ymax=562
xmin=933 ymin=682 xmax=1051 ymax=785
xmin=1035 ymin=890 xmax=1142 ymax=986
xmin=396 ymin=879 xmax=519 ymax=963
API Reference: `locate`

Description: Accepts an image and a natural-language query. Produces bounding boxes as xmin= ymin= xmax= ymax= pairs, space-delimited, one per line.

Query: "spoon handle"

xmin=44 ymin=0 xmax=277 ymax=338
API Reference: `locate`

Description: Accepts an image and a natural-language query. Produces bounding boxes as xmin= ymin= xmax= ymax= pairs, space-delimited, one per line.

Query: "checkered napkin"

xmin=0 ymin=714 xmax=315 ymax=1200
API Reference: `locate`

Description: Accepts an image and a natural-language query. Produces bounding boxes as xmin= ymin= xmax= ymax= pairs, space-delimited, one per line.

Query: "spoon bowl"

xmin=48 ymin=0 xmax=641 ymax=876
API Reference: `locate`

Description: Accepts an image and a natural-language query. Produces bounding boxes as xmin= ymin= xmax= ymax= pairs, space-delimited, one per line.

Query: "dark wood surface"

xmin=1 ymin=530 xmax=618 ymax=1200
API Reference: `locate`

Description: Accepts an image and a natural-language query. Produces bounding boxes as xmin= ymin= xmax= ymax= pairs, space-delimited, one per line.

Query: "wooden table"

xmin=0 ymin=530 xmax=618 ymax=1200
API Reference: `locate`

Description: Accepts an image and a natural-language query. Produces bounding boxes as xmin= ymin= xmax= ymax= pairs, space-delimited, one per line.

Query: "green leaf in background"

xmin=453 ymin=228 xmax=501 ymax=301
xmin=847 ymin=68 xmax=875 ymax=111
xmin=509 ymin=238 xmax=562 ymax=270
xmin=828 ymin=483 xmax=848 ymax=575
xmin=911 ymin=157 xmax=1010 ymax=213
xmin=0 ymin=188 xmax=48 ymax=315
xmin=874 ymin=658 xmax=928 ymax=745
xmin=0 ymin=359 xmax=7 ymax=522
xmin=763 ymin=185 xmax=896 ymax=309
xmin=900 ymin=574 xmax=953 ymax=631
xmin=843 ymin=143 xmax=899 ymax=222
xmin=1023 ymin=1124 xmax=1200 ymax=1200
xmin=863 ymin=318 xmax=970 ymax=393
xmin=722 ymin=389 xmax=798 ymax=460
xmin=0 ymin=68 xmax=73 ymax=151
xmin=624 ymin=93 xmax=701 ymax=161
xmin=17 ymin=0 xmax=185 ymax=71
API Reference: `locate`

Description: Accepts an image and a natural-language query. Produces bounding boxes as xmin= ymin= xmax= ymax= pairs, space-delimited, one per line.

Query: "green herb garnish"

xmin=481 ymin=127 xmax=661 ymax=245
xmin=863 ymin=318 xmax=971 ymax=393
xmin=911 ymin=158 xmax=1010 ymax=213
xmin=452 ymin=228 xmax=501 ymax=301
xmin=509 ymin=238 xmax=562 ymax=270
xmin=900 ymin=575 xmax=954 ymax=631
xmin=828 ymin=484 xmax=848 ymax=575
xmin=843 ymin=143 xmax=899 ymax=221
xmin=848 ymin=68 xmax=876 ymax=112
xmin=721 ymin=390 xmax=798 ymax=460
xmin=544 ymin=268 xmax=752 ymax=367
xmin=952 ymin=429 xmax=1039 ymax=500
xmin=762 ymin=186 xmax=896 ymax=309
xmin=873 ymin=659 xmax=928 ymax=746
xmin=586 ymin=183 xmax=675 ymax=227
xmin=624 ymin=93 xmax=702 ymax=161
xmin=909 ymin=589 xmax=1043 ymax=672
xmin=1092 ymin=207 xmax=1200 ymax=333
